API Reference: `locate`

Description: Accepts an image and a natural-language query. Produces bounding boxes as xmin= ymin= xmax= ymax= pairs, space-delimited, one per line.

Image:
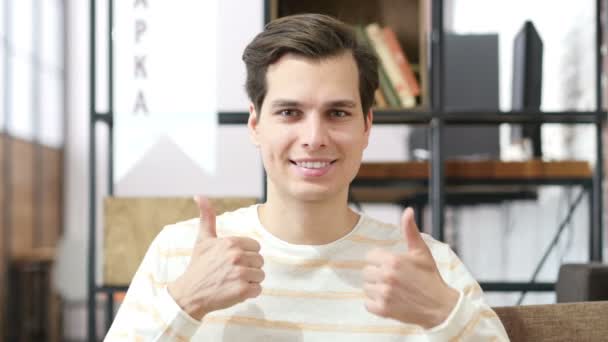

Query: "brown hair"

xmin=242 ymin=13 xmax=379 ymax=116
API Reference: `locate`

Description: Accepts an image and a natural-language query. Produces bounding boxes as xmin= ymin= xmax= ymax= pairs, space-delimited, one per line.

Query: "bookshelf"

xmin=263 ymin=0 xmax=603 ymax=253
xmin=270 ymin=0 xmax=429 ymax=109
xmin=218 ymin=0 xmax=605 ymax=293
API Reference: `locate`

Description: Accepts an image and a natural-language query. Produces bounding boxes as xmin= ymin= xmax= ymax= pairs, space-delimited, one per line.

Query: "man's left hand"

xmin=362 ymin=208 xmax=459 ymax=329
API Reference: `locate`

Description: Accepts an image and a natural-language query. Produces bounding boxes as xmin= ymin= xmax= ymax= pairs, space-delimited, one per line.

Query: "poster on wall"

xmin=113 ymin=0 xmax=217 ymax=195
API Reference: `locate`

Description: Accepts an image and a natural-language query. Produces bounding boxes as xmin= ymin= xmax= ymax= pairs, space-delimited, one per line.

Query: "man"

xmin=106 ymin=14 xmax=509 ymax=341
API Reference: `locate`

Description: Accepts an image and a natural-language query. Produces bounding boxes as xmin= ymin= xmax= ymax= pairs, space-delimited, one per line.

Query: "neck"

xmin=258 ymin=183 xmax=359 ymax=245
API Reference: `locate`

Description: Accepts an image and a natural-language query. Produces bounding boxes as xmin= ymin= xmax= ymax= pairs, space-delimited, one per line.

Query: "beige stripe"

xmin=264 ymin=255 xmax=367 ymax=269
xmin=422 ymin=237 xmax=445 ymax=248
xmin=105 ymin=331 xmax=146 ymax=342
xmin=157 ymin=230 xmax=262 ymax=258
xmin=462 ymin=284 xmax=483 ymax=298
xmin=266 ymin=253 xmax=453 ymax=271
xmin=148 ymin=271 xmax=461 ymax=303
xmin=105 ymin=331 xmax=130 ymax=340
xmin=263 ymin=288 xmax=364 ymax=300
xmin=345 ymin=234 xmax=401 ymax=246
xmin=123 ymin=301 xmax=190 ymax=341
xmin=158 ymin=248 xmax=193 ymax=258
xmin=156 ymin=247 xmax=455 ymax=272
xmin=220 ymin=229 xmax=264 ymax=240
xmin=437 ymin=258 xmax=461 ymax=271
xmin=157 ymin=248 xmax=367 ymax=269
xmin=123 ymin=301 xmax=165 ymax=325
xmin=371 ymin=222 xmax=399 ymax=230
xmin=203 ymin=315 xmax=422 ymax=335
xmin=449 ymin=309 xmax=498 ymax=342
xmin=147 ymin=273 xmax=168 ymax=288
xmin=146 ymin=268 xmax=473 ymax=301
xmin=145 ymin=269 xmax=365 ymax=300
xmin=163 ymin=326 xmax=190 ymax=342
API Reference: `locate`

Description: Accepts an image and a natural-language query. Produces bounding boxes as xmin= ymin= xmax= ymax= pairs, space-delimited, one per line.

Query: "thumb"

xmin=401 ymin=207 xmax=426 ymax=253
xmin=194 ymin=195 xmax=216 ymax=240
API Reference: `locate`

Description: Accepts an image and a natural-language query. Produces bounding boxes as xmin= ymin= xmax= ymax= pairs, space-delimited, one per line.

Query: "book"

xmin=354 ymin=25 xmax=400 ymax=108
xmin=374 ymin=89 xmax=388 ymax=108
xmin=378 ymin=64 xmax=401 ymax=107
xmin=382 ymin=27 xmax=420 ymax=96
xmin=365 ymin=23 xmax=415 ymax=108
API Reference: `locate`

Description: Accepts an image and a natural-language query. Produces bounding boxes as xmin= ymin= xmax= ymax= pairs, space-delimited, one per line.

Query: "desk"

xmin=352 ymin=160 xmax=596 ymax=293
xmin=353 ymin=160 xmax=591 ymax=204
xmin=353 ymin=159 xmax=592 ymax=211
xmin=355 ymin=160 xmax=591 ymax=183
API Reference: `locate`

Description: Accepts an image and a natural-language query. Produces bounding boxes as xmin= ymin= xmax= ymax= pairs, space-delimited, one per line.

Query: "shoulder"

xmin=215 ymin=204 xmax=260 ymax=237
xmin=357 ymin=214 xmax=402 ymax=240
xmin=352 ymin=214 xmax=404 ymax=252
xmin=215 ymin=204 xmax=258 ymax=227
xmin=357 ymin=214 xmax=454 ymax=258
xmin=420 ymin=233 xmax=454 ymax=263
xmin=360 ymin=214 xmax=472 ymax=284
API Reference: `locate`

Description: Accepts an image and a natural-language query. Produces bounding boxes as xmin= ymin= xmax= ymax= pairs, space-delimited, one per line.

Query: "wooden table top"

xmin=356 ymin=160 xmax=592 ymax=180
xmin=352 ymin=160 xmax=592 ymax=203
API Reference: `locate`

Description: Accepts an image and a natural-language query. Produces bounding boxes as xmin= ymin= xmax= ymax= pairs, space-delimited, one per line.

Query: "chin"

xmin=288 ymin=184 xmax=342 ymax=202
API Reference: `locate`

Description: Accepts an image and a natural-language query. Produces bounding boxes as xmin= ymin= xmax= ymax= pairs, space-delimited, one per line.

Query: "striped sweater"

xmin=106 ymin=205 xmax=509 ymax=341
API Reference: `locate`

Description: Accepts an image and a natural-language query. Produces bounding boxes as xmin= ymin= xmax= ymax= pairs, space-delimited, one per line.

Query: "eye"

xmin=330 ymin=110 xmax=349 ymax=118
xmin=278 ymin=109 xmax=299 ymax=117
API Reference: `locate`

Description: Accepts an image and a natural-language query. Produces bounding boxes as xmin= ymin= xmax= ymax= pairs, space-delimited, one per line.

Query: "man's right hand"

xmin=167 ymin=196 xmax=265 ymax=320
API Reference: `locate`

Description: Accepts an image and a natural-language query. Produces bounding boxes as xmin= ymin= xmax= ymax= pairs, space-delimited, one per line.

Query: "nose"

xmin=301 ymin=114 xmax=328 ymax=150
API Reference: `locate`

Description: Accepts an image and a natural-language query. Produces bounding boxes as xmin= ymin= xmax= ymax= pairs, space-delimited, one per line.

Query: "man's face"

xmin=248 ymin=52 xmax=372 ymax=201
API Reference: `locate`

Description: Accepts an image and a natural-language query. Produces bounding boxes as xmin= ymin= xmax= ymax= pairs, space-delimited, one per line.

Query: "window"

xmin=2 ymin=0 xmax=64 ymax=145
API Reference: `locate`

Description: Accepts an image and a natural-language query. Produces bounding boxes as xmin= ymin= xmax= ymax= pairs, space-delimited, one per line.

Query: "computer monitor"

xmin=409 ymin=33 xmax=500 ymax=160
xmin=511 ymin=21 xmax=543 ymax=158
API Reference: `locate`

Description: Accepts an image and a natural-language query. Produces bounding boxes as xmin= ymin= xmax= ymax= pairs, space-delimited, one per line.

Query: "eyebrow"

xmin=270 ymin=100 xmax=301 ymax=108
xmin=269 ymin=99 xmax=357 ymax=109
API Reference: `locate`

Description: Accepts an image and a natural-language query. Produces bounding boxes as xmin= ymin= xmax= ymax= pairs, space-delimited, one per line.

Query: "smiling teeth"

xmin=297 ymin=161 xmax=329 ymax=169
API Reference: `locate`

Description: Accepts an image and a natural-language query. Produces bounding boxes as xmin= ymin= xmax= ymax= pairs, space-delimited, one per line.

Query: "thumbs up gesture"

xmin=167 ymin=196 xmax=265 ymax=320
xmin=362 ymin=208 xmax=459 ymax=329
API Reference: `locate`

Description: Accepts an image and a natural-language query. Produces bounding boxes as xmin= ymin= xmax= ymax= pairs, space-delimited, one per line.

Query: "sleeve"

xmin=421 ymin=241 xmax=510 ymax=341
xmin=104 ymin=227 xmax=202 ymax=341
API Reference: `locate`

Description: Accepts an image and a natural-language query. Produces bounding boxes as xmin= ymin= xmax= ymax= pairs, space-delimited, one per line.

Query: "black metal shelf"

xmin=352 ymin=177 xmax=593 ymax=188
xmin=218 ymin=110 xmax=605 ymax=125
xmin=217 ymin=110 xmax=435 ymax=125
xmin=480 ymin=282 xmax=555 ymax=292
xmin=92 ymin=112 xmax=113 ymax=125
xmin=442 ymin=111 xmax=604 ymax=125
xmin=96 ymin=279 xmax=554 ymax=294
xmin=218 ymin=111 xmax=250 ymax=124
xmin=90 ymin=0 xmax=605 ymax=339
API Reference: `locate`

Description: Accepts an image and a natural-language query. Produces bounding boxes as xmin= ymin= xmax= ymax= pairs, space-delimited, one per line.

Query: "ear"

xmin=248 ymin=103 xmax=261 ymax=147
xmin=363 ymin=109 xmax=373 ymax=148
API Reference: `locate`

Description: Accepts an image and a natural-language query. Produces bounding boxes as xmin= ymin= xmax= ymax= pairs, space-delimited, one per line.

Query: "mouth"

xmin=289 ymin=159 xmax=338 ymax=178
xmin=289 ymin=159 xmax=337 ymax=169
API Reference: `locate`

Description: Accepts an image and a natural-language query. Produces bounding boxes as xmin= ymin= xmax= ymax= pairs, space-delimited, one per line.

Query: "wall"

xmin=58 ymin=0 xmax=602 ymax=339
